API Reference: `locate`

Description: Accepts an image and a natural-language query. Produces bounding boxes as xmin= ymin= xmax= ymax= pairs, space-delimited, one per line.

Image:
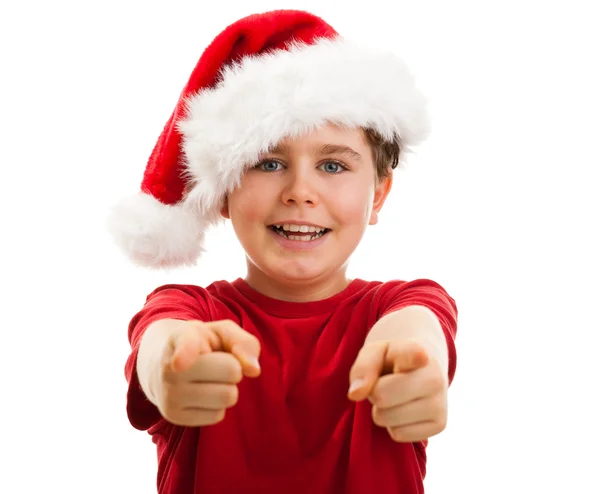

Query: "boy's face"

xmin=221 ymin=124 xmax=392 ymax=293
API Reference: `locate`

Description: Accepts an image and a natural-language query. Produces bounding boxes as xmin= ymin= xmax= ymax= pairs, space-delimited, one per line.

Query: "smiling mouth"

xmin=269 ymin=224 xmax=331 ymax=241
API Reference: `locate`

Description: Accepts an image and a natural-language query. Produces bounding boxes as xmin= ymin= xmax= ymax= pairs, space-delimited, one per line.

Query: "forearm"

xmin=366 ymin=306 xmax=449 ymax=378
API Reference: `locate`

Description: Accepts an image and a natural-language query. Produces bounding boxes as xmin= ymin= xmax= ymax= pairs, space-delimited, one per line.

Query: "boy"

xmin=108 ymin=9 xmax=458 ymax=494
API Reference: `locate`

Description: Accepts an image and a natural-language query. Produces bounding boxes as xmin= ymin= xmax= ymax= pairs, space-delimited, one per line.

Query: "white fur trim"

xmin=178 ymin=37 xmax=430 ymax=220
xmin=107 ymin=192 xmax=206 ymax=269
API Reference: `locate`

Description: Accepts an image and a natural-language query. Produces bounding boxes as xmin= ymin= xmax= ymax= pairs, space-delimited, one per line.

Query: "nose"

xmin=281 ymin=168 xmax=319 ymax=206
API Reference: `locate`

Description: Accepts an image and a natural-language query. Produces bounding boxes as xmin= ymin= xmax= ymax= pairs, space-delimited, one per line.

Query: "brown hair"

xmin=363 ymin=128 xmax=401 ymax=181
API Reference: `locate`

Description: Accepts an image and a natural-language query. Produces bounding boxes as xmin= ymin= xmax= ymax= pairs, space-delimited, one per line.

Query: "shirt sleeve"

xmin=124 ymin=285 xmax=211 ymax=431
xmin=377 ymin=279 xmax=458 ymax=385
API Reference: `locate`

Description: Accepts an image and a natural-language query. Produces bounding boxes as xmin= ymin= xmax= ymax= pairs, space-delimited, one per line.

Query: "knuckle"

xmin=160 ymin=383 xmax=178 ymax=408
xmin=206 ymin=409 xmax=226 ymax=425
xmin=435 ymin=411 xmax=448 ymax=432
xmin=424 ymin=369 xmax=445 ymax=392
xmin=369 ymin=387 xmax=384 ymax=407
xmin=159 ymin=398 xmax=228 ymax=427
xmin=389 ymin=427 xmax=405 ymax=443
xmin=433 ymin=394 xmax=447 ymax=417
xmin=226 ymin=359 xmax=243 ymax=383
xmin=182 ymin=321 xmax=199 ymax=334
xmin=170 ymin=414 xmax=191 ymax=427
xmin=164 ymin=402 xmax=185 ymax=421
xmin=422 ymin=420 xmax=444 ymax=440
xmin=161 ymin=410 xmax=177 ymax=424
xmin=222 ymin=385 xmax=239 ymax=407
xmin=221 ymin=319 xmax=237 ymax=330
xmin=189 ymin=319 xmax=204 ymax=329
xmin=159 ymin=403 xmax=182 ymax=425
xmin=437 ymin=418 xmax=447 ymax=434
xmin=371 ymin=406 xmax=386 ymax=427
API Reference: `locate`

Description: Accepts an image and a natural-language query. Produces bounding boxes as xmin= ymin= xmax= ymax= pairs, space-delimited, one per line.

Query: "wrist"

xmin=136 ymin=320 xmax=176 ymax=405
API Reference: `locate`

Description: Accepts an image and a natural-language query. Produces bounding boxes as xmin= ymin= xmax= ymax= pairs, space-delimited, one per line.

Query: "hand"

xmin=347 ymin=339 xmax=448 ymax=442
xmin=156 ymin=319 xmax=261 ymax=427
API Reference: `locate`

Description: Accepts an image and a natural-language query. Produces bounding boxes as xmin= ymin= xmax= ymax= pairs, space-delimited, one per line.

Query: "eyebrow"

xmin=268 ymin=143 xmax=364 ymax=163
xmin=319 ymin=144 xmax=364 ymax=163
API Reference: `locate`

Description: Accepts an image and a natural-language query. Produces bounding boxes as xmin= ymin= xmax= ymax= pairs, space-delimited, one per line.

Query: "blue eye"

xmin=320 ymin=161 xmax=345 ymax=173
xmin=256 ymin=160 xmax=282 ymax=172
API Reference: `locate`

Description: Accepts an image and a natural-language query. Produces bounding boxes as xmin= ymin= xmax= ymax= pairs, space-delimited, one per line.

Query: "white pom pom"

xmin=106 ymin=192 xmax=206 ymax=269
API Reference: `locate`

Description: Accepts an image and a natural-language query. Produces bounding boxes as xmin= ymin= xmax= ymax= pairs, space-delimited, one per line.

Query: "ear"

xmin=220 ymin=195 xmax=230 ymax=219
xmin=369 ymin=173 xmax=393 ymax=225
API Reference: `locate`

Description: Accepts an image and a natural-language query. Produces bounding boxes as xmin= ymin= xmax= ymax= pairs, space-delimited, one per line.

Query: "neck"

xmin=244 ymin=263 xmax=351 ymax=302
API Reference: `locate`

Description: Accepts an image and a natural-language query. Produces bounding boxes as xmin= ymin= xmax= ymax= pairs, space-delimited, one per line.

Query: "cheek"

xmin=228 ymin=179 xmax=277 ymax=228
xmin=331 ymin=184 xmax=375 ymax=224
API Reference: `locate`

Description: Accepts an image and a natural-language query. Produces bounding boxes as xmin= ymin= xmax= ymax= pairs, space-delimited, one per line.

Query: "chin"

xmin=273 ymin=263 xmax=325 ymax=283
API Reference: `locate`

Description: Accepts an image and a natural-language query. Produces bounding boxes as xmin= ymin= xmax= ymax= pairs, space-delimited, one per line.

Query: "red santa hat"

xmin=107 ymin=9 xmax=429 ymax=269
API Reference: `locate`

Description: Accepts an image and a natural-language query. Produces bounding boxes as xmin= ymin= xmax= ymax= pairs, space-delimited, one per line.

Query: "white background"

xmin=2 ymin=0 xmax=599 ymax=492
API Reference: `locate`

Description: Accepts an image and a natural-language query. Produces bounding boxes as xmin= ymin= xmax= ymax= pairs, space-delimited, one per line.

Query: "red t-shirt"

xmin=126 ymin=278 xmax=458 ymax=494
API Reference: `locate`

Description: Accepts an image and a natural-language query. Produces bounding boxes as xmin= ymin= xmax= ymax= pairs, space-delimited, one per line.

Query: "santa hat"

xmin=107 ymin=9 xmax=429 ymax=269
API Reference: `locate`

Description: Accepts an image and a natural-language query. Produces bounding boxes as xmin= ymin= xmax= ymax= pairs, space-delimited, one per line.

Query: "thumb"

xmin=347 ymin=341 xmax=389 ymax=402
xmin=203 ymin=320 xmax=262 ymax=378
xmin=168 ymin=321 xmax=215 ymax=373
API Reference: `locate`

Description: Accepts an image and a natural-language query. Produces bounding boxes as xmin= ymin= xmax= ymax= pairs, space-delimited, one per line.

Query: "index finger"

xmin=203 ymin=320 xmax=262 ymax=377
xmin=348 ymin=341 xmax=389 ymax=402
xmin=388 ymin=340 xmax=429 ymax=374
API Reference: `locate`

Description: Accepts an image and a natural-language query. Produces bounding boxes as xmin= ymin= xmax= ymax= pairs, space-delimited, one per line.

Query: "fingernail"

xmin=246 ymin=355 xmax=261 ymax=371
xmin=348 ymin=378 xmax=366 ymax=394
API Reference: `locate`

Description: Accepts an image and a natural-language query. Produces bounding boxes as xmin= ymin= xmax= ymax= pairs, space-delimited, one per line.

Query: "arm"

xmin=125 ymin=285 xmax=209 ymax=430
xmin=136 ymin=318 xmax=261 ymax=428
xmin=348 ymin=280 xmax=458 ymax=442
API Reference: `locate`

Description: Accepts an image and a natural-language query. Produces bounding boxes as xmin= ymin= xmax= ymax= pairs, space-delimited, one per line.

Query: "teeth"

xmin=275 ymin=224 xmax=325 ymax=233
xmin=275 ymin=230 xmax=327 ymax=241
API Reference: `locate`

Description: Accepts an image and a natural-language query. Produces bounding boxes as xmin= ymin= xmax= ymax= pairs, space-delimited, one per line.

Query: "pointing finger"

xmin=348 ymin=341 xmax=389 ymax=402
xmin=388 ymin=340 xmax=429 ymax=374
xmin=203 ymin=320 xmax=262 ymax=377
